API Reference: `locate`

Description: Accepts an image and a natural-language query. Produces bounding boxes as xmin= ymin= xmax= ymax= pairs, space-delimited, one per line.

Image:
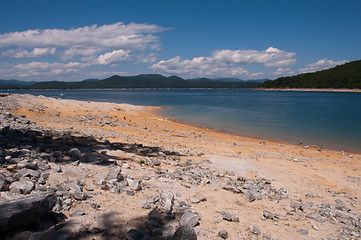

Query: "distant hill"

xmin=188 ymin=77 xmax=268 ymax=83
xmin=24 ymin=74 xmax=261 ymax=89
xmin=259 ymin=60 xmax=361 ymax=89
xmin=0 ymin=79 xmax=37 ymax=89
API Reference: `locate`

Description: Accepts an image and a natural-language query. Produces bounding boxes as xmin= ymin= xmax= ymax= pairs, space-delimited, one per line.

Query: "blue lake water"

xmin=2 ymin=89 xmax=361 ymax=153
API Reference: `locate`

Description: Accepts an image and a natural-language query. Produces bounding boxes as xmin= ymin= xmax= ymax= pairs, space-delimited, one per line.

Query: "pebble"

xmin=218 ymin=229 xmax=229 ymax=239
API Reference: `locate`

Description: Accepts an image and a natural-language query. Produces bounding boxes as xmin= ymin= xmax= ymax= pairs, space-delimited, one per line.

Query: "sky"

xmin=0 ymin=0 xmax=360 ymax=81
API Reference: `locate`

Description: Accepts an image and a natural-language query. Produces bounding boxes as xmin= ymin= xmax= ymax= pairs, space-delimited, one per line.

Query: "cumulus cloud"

xmin=152 ymin=47 xmax=296 ymax=78
xmin=0 ymin=22 xmax=167 ymax=50
xmin=212 ymin=47 xmax=296 ymax=67
xmin=1 ymin=47 xmax=56 ymax=58
xmin=0 ymin=22 xmax=167 ymax=66
xmin=299 ymin=59 xmax=348 ymax=73
xmin=0 ymin=22 xmax=169 ymax=79
xmin=96 ymin=49 xmax=132 ymax=65
xmin=274 ymin=67 xmax=295 ymax=75
xmin=6 ymin=61 xmax=88 ymax=78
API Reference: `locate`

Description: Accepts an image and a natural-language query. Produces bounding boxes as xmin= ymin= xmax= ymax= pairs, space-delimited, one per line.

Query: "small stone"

xmin=9 ymin=180 xmax=34 ymax=194
xmin=142 ymin=202 xmax=152 ymax=209
xmin=180 ymin=211 xmax=201 ymax=227
xmin=189 ymin=194 xmax=207 ymax=204
xmin=127 ymin=178 xmax=141 ymax=191
xmin=248 ymin=225 xmax=261 ymax=235
xmin=72 ymin=192 xmax=87 ymax=201
xmin=298 ymin=229 xmax=308 ymax=235
xmin=263 ymin=210 xmax=275 ymax=220
xmin=65 ymin=181 xmax=82 ymax=193
xmin=148 ymin=208 xmax=163 ymax=224
xmin=69 ymin=148 xmax=81 ymax=158
xmin=312 ymin=224 xmax=318 ymax=231
xmin=306 ymin=211 xmax=326 ymax=223
xmin=105 ymin=166 xmax=124 ymax=182
xmin=219 ymin=211 xmax=239 ymax=222
xmin=126 ymin=229 xmax=149 ymax=240
xmin=173 ymin=225 xmax=197 ymax=240
xmin=245 ymin=191 xmax=256 ymax=202
xmin=218 ymin=229 xmax=228 ymax=239
xmin=56 ymin=165 xmax=62 ymax=173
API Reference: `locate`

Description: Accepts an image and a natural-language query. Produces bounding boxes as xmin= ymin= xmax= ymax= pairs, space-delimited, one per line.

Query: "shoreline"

xmin=1 ymin=93 xmax=361 ymax=239
xmin=153 ymin=108 xmax=361 ymax=155
xmin=256 ymin=88 xmax=361 ymax=93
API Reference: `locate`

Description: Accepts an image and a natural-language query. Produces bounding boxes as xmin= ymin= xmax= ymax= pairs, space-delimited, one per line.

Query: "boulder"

xmin=9 ymin=180 xmax=34 ymax=194
xmin=173 ymin=224 xmax=197 ymax=240
xmin=0 ymin=192 xmax=57 ymax=233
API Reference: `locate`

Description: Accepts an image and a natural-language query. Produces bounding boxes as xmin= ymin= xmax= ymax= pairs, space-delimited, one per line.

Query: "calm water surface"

xmin=3 ymin=89 xmax=361 ymax=153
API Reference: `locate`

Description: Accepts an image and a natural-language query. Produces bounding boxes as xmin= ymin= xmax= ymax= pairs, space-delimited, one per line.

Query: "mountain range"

xmin=1 ymin=60 xmax=360 ymax=90
xmin=0 ymin=75 xmax=264 ymax=89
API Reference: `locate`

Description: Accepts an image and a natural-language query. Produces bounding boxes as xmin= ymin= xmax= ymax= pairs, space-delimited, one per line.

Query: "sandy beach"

xmin=1 ymin=93 xmax=361 ymax=240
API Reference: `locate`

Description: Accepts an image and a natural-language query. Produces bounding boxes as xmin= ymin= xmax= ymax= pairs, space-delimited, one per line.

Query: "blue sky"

xmin=0 ymin=0 xmax=360 ymax=81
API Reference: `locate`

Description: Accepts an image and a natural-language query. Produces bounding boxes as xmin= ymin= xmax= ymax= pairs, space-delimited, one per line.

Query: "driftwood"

xmin=0 ymin=192 xmax=56 ymax=233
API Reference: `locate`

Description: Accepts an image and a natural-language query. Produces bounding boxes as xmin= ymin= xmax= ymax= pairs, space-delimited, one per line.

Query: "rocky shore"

xmin=0 ymin=93 xmax=360 ymax=239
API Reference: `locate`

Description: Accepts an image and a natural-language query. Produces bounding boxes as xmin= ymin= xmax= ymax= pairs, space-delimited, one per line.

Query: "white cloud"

xmin=152 ymin=47 xmax=296 ymax=78
xmin=96 ymin=49 xmax=132 ymax=65
xmin=212 ymin=47 xmax=296 ymax=67
xmin=1 ymin=47 xmax=56 ymax=58
xmin=0 ymin=22 xmax=168 ymax=68
xmin=274 ymin=67 xmax=295 ymax=75
xmin=8 ymin=61 xmax=89 ymax=78
xmin=0 ymin=22 xmax=167 ymax=50
xmin=299 ymin=59 xmax=348 ymax=73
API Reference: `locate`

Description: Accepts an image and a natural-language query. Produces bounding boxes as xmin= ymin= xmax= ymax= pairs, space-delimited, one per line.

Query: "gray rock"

xmin=14 ymin=169 xmax=40 ymax=179
xmin=306 ymin=211 xmax=327 ymax=223
xmin=263 ymin=210 xmax=275 ymax=220
xmin=298 ymin=229 xmax=308 ymax=235
xmin=218 ymin=229 xmax=228 ymax=239
xmin=105 ymin=166 xmax=124 ymax=182
xmin=69 ymin=148 xmax=81 ymax=158
xmin=142 ymin=202 xmax=152 ymax=209
xmin=148 ymin=208 xmax=163 ymax=224
xmin=9 ymin=180 xmax=34 ymax=194
xmin=180 ymin=211 xmax=201 ymax=227
xmin=219 ymin=211 xmax=239 ymax=222
xmin=189 ymin=194 xmax=207 ymax=204
xmin=149 ymin=227 xmax=163 ymax=237
xmin=64 ymin=181 xmax=82 ymax=193
xmin=248 ymin=225 xmax=261 ymax=235
xmin=0 ymin=192 xmax=57 ymax=233
xmin=17 ymin=160 xmax=38 ymax=170
xmin=126 ymin=229 xmax=149 ymax=240
xmin=245 ymin=191 xmax=256 ymax=202
xmin=72 ymin=192 xmax=88 ymax=201
xmin=127 ymin=178 xmax=141 ymax=191
xmin=161 ymin=191 xmax=174 ymax=213
xmin=173 ymin=224 xmax=197 ymax=240
xmin=222 ymin=183 xmax=243 ymax=193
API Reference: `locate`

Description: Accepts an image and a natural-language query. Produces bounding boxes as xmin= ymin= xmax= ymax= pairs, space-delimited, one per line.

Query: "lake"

xmin=2 ymin=89 xmax=361 ymax=153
